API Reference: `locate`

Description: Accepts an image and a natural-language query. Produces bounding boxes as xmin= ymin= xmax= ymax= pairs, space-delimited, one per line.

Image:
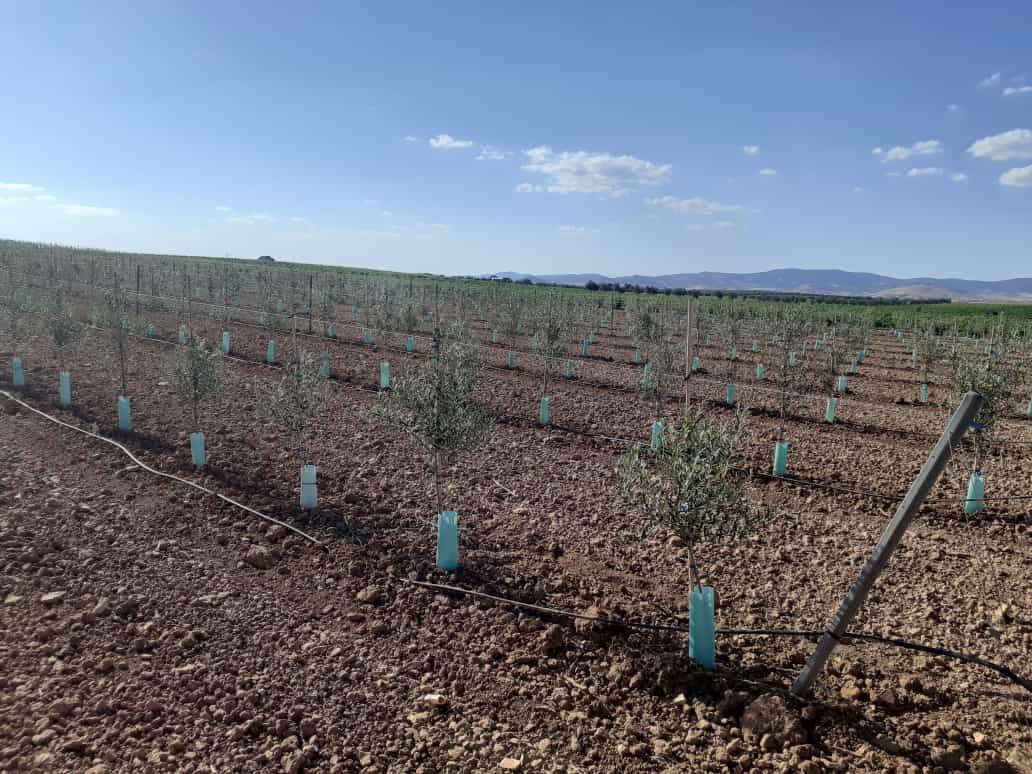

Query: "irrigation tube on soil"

xmin=402 ymin=579 xmax=1031 ymax=692
xmin=0 ymin=390 xmax=323 ymax=547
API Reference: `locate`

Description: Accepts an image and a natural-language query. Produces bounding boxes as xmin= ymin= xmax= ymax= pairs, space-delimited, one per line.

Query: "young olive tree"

xmin=500 ymin=291 xmax=524 ymax=351
xmin=99 ymin=276 xmax=132 ymax=396
xmin=174 ymin=338 xmax=221 ymax=430
xmin=531 ymin=294 xmax=567 ymax=398
xmin=642 ymin=319 xmax=681 ymax=421
xmin=771 ymin=309 xmax=815 ymax=441
xmin=715 ymin=305 xmax=741 ymax=384
xmin=373 ymin=324 xmax=494 ymax=519
xmin=47 ymin=287 xmax=81 ymax=372
xmin=948 ymin=338 xmax=1026 ymax=472
xmin=256 ymin=350 xmax=328 ymax=467
xmin=2 ymin=262 xmax=35 ymax=359
xmin=913 ymin=327 xmax=944 ymax=389
xmin=619 ymin=405 xmax=762 ymax=590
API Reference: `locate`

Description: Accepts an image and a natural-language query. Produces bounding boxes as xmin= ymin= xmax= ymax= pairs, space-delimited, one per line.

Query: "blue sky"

xmin=1 ymin=1 xmax=1031 ymax=279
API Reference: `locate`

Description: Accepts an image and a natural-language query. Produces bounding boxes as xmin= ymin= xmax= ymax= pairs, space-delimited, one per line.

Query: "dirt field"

xmin=1 ymin=306 xmax=1030 ymax=773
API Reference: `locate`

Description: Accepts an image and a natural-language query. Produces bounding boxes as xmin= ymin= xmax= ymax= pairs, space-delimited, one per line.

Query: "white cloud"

xmin=885 ymin=171 xmax=901 ymax=177
xmin=742 ymin=145 xmax=760 ymax=156
xmin=476 ymin=145 xmax=512 ymax=161
xmin=979 ymin=72 xmax=1002 ymax=87
xmin=514 ymin=182 xmax=543 ymax=193
xmin=646 ymin=195 xmax=743 ymax=216
xmin=215 ymin=205 xmax=233 ymax=212
xmin=429 ymin=133 xmax=473 ymax=149
xmin=558 ymin=225 xmax=598 ymax=236
xmin=950 ymin=172 xmax=969 ymax=182
xmin=967 ymin=129 xmax=1032 ymax=161
xmin=758 ymin=167 xmax=778 ymax=176
xmin=686 ymin=220 xmax=736 ymax=232
xmin=290 ymin=216 xmax=308 ymax=223
xmin=522 ymin=145 xmax=671 ymax=196
xmin=228 ymin=212 xmax=277 ymax=225
xmin=403 ymin=135 xmax=419 ymax=143
xmin=0 ymin=181 xmax=45 ymax=193
xmin=35 ymin=194 xmax=57 ymax=202
xmin=382 ymin=210 xmax=392 ymax=217
xmin=1003 ymin=85 xmax=1032 ymax=96
xmin=0 ymin=197 xmax=31 ymax=205
xmin=853 ymin=186 xmax=864 ymax=193
xmin=872 ymin=140 xmax=943 ymax=163
xmin=63 ymin=204 xmax=119 ymax=217
xmin=947 ymin=103 xmax=961 ymax=113
xmin=905 ymin=167 xmax=944 ymax=177
xmin=1000 ymin=164 xmax=1032 ymax=187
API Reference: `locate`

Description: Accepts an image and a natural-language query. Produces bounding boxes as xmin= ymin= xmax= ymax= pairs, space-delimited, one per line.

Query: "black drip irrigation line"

xmin=403 ymin=578 xmax=1032 ymax=693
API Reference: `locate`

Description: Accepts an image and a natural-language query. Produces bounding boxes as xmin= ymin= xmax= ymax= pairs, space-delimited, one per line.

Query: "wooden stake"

xmin=791 ymin=390 xmax=983 ymax=696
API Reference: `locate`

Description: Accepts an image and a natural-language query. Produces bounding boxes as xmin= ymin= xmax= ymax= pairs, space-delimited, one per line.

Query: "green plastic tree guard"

xmin=635 ymin=349 xmax=641 ymax=364
xmin=492 ymin=329 xmax=498 ymax=344
xmin=147 ymin=323 xmax=156 ymax=337
xmin=427 ymin=310 xmax=434 ymax=321
xmin=407 ymin=335 xmax=414 ymax=353
xmin=730 ymin=347 xmax=737 ymax=361
xmin=178 ymin=324 xmax=187 ymax=345
xmin=789 ymin=351 xmax=797 ymax=367
xmin=825 ymin=397 xmax=836 ymax=423
xmin=190 ymin=432 xmax=206 ymax=467
xmin=276 ymin=300 xmax=285 ymax=313
xmin=582 ymin=340 xmax=589 ymax=356
xmin=222 ymin=332 xmax=230 ymax=355
xmin=327 ymin=323 xmax=335 ymax=338
xmin=508 ymin=351 xmax=515 ymax=369
xmin=267 ymin=340 xmax=276 ymax=365
xmin=726 ymin=383 xmax=735 ymax=406
xmin=363 ymin=331 xmax=373 ymax=346
xmin=651 ymin=420 xmax=662 ymax=450
xmin=756 ymin=363 xmax=765 ymax=380
xmin=689 ymin=587 xmax=716 ymax=671
xmin=838 ymin=375 xmax=847 ymax=393
xmin=59 ymin=371 xmax=71 ymax=407
xmin=773 ymin=441 xmax=788 ymax=476
xmin=321 ymin=352 xmax=330 ymax=378
xmin=920 ymin=384 xmax=928 ymax=403
xmin=11 ymin=356 xmax=24 ymax=387
xmin=380 ymin=361 xmax=390 ymax=389
xmin=588 ymin=331 xmax=595 ymax=344
xmin=1027 ymin=397 xmax=1032 ymax=418
xmin=436 ymin=511 xmax=459 ymax=570
xmin=566 ymin=359 xmax=574 ymax=379
xmin=540 ymin=397 xmax=550 ymax=426
xmin=850 ymin=360 xmax=857 ymax=375
xmin=692 ymin=356 xmax=700 ymax=372
xmin=912 ymin=351 xmax=917 ymax=367
xmin=965 ymin=471 xmax=985 ymax=514
xmin=752 ymin=339 xmax=758 ymax=352
xmin=117 ymin=396 xmax=132 ymax=432
xmin=643 ymin=363 xmax=652 ymax=390
xmin=300 ymin=465 xmax=318 ymax=510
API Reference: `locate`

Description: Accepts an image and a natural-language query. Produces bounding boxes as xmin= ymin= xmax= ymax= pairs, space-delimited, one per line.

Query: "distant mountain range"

xmin=484 ymin=268 xmax=1032 ymax=301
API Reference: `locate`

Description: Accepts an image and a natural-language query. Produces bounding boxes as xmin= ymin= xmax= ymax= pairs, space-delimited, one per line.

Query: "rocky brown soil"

xmin=1 ymin=312 xmax=1030 ymax=773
